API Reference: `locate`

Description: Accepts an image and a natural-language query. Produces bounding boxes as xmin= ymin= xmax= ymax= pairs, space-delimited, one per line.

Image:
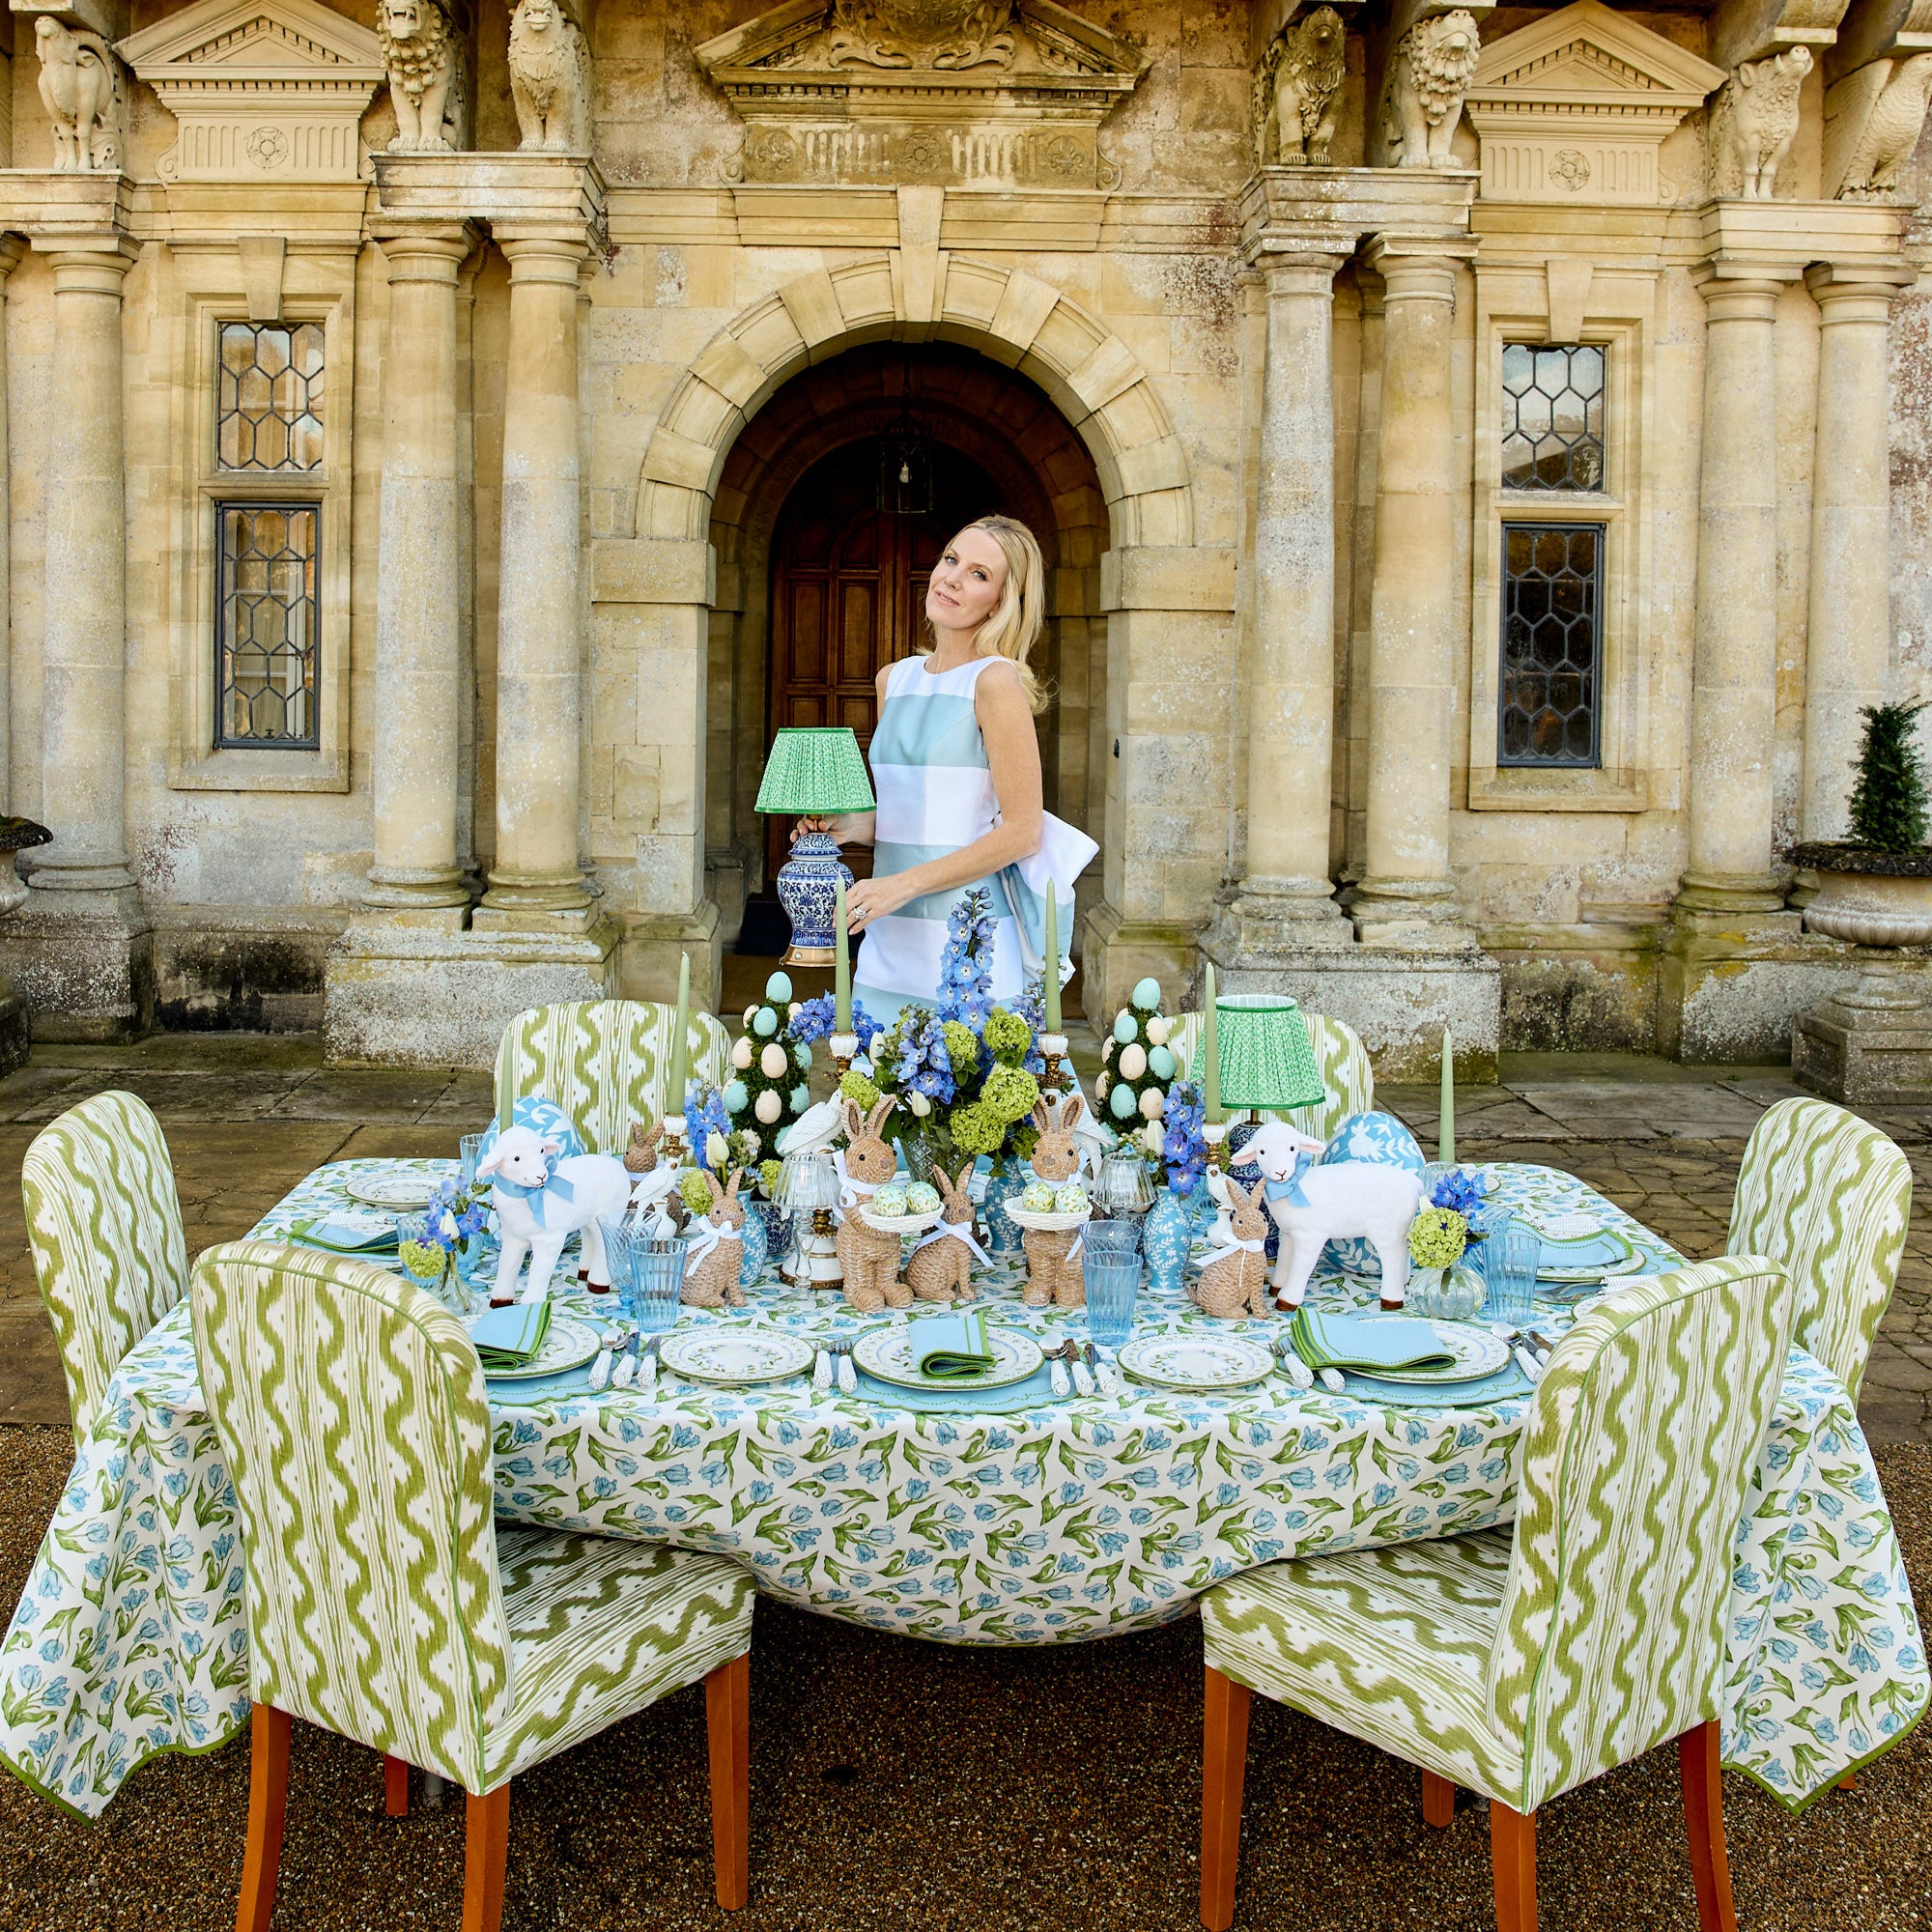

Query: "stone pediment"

xmin=1463 ymin=0 xmax=1726 ymax=204
xmin=118 ymin=0 xmax=385 ymax=75
xmin=696 ymin=0 xmax=1149 ymax=188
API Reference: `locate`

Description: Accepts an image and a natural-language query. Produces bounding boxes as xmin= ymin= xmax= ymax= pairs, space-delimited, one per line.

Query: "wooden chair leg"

xmin=706 ymin=1652 xmax=752 ymax=1912
xmin=1490 ymin=1798 xmax=1537 ymax=1932
xmin=384 ymin=1753 xmax=410 ymax=1818
xmin=236 ymin=1703 xmax=292 ymax=1932
xmin=1200 ymin=1665 xmax=1252 ymax=1932
xmin=1422 ymin=1769 xmax=1456 ymax=1828
xmin=461 ymin=1784 xmax=511 ymax=1932
xmin=1678 ymin=1720 xmax=1738 ymax=1932
xmin=1838 ymin=1772 xmax=1856 ymax=1791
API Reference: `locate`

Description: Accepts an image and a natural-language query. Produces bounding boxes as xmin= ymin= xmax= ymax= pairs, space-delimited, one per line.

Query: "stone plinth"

xmin=1795 ymin=981 xmax=1932 ymax=1104
xmin=0 ymin=894 xmax=155 ymax=1043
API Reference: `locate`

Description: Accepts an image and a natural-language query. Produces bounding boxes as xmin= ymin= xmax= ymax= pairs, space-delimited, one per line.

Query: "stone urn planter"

xmin=1791 ymin=841 xmax=1932 ymax=948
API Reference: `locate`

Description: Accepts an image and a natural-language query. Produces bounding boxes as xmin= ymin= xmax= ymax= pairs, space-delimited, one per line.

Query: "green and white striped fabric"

xmin=1728 ymin=1095 xmax=1910 ymax=1403
xmin=1201 ymin=1256 xmax=1795 ymax=1816
xmin=189 ymin=1239 xmax=754 ymax=1795
xmin=23 ymin=1091 xmax=190 ymax=1449
xmin=493 ymin=999 xmax=731 ymax=1153
xmin=1166 ymin=1010 xmax=1373 ymax=1143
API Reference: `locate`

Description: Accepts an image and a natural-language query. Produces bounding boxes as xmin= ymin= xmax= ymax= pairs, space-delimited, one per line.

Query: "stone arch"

xmin=634 ymin=254 xmax=1194 ymax=551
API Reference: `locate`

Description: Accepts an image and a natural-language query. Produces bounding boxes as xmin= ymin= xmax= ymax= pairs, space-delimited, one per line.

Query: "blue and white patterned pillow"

xmin=477 ymin=1096 xmax=585 ymax=1167
xmin=1317 ymin=1110 xmax=1424 ymax=1275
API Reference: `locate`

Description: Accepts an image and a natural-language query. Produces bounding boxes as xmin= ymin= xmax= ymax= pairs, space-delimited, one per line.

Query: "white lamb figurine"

xmin=476 ymin=1124 xmax=633 ymax=1305
xmin=1235 ymin=1120 xmax=1424 ymax=1311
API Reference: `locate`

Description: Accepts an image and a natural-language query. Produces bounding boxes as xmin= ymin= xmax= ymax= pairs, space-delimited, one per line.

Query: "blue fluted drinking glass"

xmin=1083 ymin=1219 xmax=1142 ymax=1347
xmin=1482 ymin=1216 xmax=1538 ymax=1328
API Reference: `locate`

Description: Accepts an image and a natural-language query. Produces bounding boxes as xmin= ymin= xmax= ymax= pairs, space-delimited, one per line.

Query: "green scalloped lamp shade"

xmin=1213 ymin=995 xmax=1326 ymax=1112
xmin=754 ymin=727 xmax=877 ymax=815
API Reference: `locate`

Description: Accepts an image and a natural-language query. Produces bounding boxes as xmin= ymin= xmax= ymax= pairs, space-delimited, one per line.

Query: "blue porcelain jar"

xmin=982 ymin=1159 xmax=1025 ymax=1253
xmin=738 ymin=1198 xmax=773 ymax=1286
xmin=1144 ymin=1184 xmax=1209 ymax=1295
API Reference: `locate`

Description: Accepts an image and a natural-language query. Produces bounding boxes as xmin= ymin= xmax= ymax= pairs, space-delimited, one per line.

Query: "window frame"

xmin=213 ymin=497 xmax=323 ymax=752
xmin=1496 ymin=518 xmax=1606 ymax=771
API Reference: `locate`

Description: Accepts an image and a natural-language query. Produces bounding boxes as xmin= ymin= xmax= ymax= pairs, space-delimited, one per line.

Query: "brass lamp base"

xmin=781 ymin=943 xmax=837 ymax=968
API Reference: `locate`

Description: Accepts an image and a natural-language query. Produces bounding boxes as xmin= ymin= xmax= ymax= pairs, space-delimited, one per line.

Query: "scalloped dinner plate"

xmin=852 ymin=1323 xmax=1044 ymax=1391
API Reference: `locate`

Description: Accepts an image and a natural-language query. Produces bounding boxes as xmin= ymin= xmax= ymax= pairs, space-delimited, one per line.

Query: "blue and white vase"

xmin=1144 ymin=1184 xmax=1208 ymax=1295
xmin=738 ymin=1200 xmax=773 ymax=1286
xmin=774 ymin=828 xmax=854 ymax=962
xmin=982 ymin=1159 xmax=1025 ymax=1253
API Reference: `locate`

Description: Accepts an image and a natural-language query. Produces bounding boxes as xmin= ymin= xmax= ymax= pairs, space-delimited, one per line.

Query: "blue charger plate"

xmin=1337 ymin=1360 xmax=1534 ymax=1408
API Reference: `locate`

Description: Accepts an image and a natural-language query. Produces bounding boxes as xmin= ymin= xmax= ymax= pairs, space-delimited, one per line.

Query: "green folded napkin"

xmin=289 ymin=1215 xmax=397 ymax=1255
xmin=469 ymin=1300 xmax=552 ymax=1372
xmin=911 ymin=1307 xmax=996 ymax=1379
xmin=1290 ymin=1309 xmax=1456 ymax=1375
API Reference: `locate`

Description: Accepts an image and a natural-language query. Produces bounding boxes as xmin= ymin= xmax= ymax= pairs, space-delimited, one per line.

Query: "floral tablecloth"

xmin=3 ymin=1159 xmax=1923 ymax=1820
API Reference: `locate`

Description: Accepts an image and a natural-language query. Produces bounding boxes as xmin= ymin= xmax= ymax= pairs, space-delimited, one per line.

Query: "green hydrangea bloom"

xmin=758 ymin=1158 xmax=782 ymax=1199
xmin=677 ymin=1169 xmax=716 ymax=1217
xmin=1406 ymin=1206 xmax=1468 ymax=1268
xmin=950 ymin=1102 xmax=1006 ymax=1156
xmin=982 ymin=1007 xmax=1031 ymax=1065
xmin=981 ymin=1064 xmax=1039 ymax=1124
xmin=941 ymin=1019 xmax=981 ymax=1079
xmin=839 ymin=1068 xmax=881 ymax=1111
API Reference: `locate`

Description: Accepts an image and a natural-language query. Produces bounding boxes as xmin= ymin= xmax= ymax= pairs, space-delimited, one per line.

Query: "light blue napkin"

xmin=910 ymin=1307 xmax=995 ymax=1378
xmin=469 ymin=1300 xmax=553 ymax=1372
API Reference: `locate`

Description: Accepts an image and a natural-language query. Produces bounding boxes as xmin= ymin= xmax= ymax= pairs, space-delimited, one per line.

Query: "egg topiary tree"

xmin=723 ymin=969 xmax=812 ymax=1143
xmin=1094 ymin=975 xmax=1181 ymax=1156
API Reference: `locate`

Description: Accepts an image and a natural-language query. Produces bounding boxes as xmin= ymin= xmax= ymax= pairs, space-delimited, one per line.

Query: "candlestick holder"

xmin=829 ymin=1031 xmax=858 ymax=1087
xmin=1037 ymin=1031 xmax=1071 ymax=1094
xmin=660 ymin=1112 xmax=690 ymax=1169
xmin=1202 ymin=1122 xmax=1231 ymax=1173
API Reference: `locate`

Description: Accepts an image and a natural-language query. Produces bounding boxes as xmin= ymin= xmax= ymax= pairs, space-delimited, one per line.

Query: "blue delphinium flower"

xmin=683 ymin=1081 xmax=732 ymax=1171
xmin=935 ymin=888 xmax=997 ymax=1024
xmin=1431 ymin=1169 xmax=1485 ymax=1216
xmin=1162 ymin=1079 xmax=1208 ymax=1195
xmin=787 ymin=992 xmax=881 ymax=1047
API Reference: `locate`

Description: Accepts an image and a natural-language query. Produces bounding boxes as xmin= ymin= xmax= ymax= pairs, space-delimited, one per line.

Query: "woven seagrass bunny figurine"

xmin=681 ymin=1167 xmax=748 ymax=1310
xmin=1191 ymin=1171 xmax=1272 ymax=1321
xmin=904 ymin=1164 xmax=980 ymax=1304
xmin=1022 ymin=1093 xmax=1089 ymax=1309
xmin=624 ymin=1120 xmax=665 ymax=1174
xmin=834 ymin=1096 xmax=912 ymax=1314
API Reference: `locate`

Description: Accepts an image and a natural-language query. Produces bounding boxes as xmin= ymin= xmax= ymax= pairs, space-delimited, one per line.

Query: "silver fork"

xmin=1270 ymin=1332 xmax=1314 ymax=1391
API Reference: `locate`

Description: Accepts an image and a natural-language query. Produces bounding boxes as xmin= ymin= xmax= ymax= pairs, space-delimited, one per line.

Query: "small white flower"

xmin=706 ymin=1131 xmax=729 ymax=1168
xmin=911 ymin=1092 xmax=932 ymax=1117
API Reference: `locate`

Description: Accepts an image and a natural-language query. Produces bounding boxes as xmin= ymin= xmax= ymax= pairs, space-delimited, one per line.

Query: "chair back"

xmin=189 ymin=1239 xmax=510 ymax=1793
xmin=1166 ymin=1009 xmax=1373 ymax=1143
xmin=493 ymin=999 xmax=731 ymax=1154
xmin=23 ymin=1091 xmax=190 ymax=1448
xmin=1485 ymin=1256 xmax=1794 ymax=1813
xmin=1727 ymin=1095 xmax=1910 ymax=1402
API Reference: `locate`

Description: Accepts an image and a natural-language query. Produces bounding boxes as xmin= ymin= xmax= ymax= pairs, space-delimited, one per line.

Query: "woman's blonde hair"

xmin=940 ymin=513 xmax=1049 ymax=714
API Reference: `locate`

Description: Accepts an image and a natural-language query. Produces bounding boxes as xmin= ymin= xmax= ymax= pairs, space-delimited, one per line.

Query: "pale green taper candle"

xmin=1439 ymin=1025 xmax=1454 ymax=1166
xmin=1043 ymin=881 xmax=1061 ymax=1033
xmin=835 ymin=878 xmax=851 ymax=1036
xmin=668 ymin=951 xmax=691 ymax=1120
xmin=1202 ymin=962 xmax=1222 ymax=1124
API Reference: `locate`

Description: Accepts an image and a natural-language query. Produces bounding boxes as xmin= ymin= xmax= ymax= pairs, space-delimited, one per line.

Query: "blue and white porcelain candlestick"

xmin=776 ymin=829 xmax=854 ymax=969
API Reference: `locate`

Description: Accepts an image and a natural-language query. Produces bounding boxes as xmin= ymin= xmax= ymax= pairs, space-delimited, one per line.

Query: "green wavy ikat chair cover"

xmin=1167 ymin=1010 xmax=1373 ymax=1143
xmin=494 ymin=999 xmax=732 ymax=1153
xmin=189 ymin=1239 xmax=756 ymax=1921
xmin=1198 ymin=1256 xmax=1795 ymax=1932
xmin=23 ymin=1091 xmax=189 ymax=1450
xmin=1728 ymin=1095 xmax=1911 ymax=1403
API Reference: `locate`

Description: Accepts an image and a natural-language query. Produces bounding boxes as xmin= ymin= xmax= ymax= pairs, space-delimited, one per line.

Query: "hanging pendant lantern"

xmin=875 ymin=364 xmax=933 ymax=516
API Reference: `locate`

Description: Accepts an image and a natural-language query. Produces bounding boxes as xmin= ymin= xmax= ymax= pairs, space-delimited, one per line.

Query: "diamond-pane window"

xmin=216 ymin=503 xmax=319 ymax=748
xmin=217 ymin=322 xmax=324 ymax=471
xmin=1499 ymin=523 xmax=1602 ymax=768
xmin=1501 ymin=343 xmax=1604 ymax=491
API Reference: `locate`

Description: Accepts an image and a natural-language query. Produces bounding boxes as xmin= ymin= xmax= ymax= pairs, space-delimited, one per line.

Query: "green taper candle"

xmin=668 ymin=952 xmax=691 ymax=1119
xmin=1203 ymin=963 xmax=1222 ymax=1123
xmin=1043 ymin=881 xmax=1061 ymax=1033
xmin=835 ymin=878 xmax=851 ymax=1035
xmin=1439 ymin=1025 xmax=1454 ymax=1165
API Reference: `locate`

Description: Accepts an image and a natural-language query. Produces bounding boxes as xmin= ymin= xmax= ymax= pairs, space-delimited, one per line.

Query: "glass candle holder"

xmin=459 ymin=1133 xmax=485 ymax=1191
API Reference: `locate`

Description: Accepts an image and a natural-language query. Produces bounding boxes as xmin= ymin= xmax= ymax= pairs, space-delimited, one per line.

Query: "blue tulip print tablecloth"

xmin=2 ymin=1158 xmax=1923 ymax=1819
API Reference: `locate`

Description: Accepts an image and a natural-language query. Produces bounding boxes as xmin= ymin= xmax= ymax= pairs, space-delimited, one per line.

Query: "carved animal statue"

xmin=833 ymin=1095 xmax=913 ymax=1314
xmin=904 ymin=1163 xmax=980 ymax=1303
xmin=477 ymin=1125 xmax=633 ymax=1305
xmin=36 ymin=18 xmax=119 ymax=174
xmin=1191 ymin=1172 xmax=1272 ymax=1321
xmin=1021 ymin=1093 xmax=1088 ymax=1310
xmin=1710 ymin=47 xmax=1812 ymax=200
xmin=1255 ymin=6 xmax=1347 ymax=167
xmin=1836 ymin=53 xmax=1932 ymax=201
xmin=509 ymin=0 xmax=593 ymax=153
xmin=1236 ymin=1119 xmax=1426 ymax=1311
xmin=681 ymin=1168 xmax=749 ymax=1310
xmin=379 ymin=0 xmax=463 ymax=154
xmin=1379 ymin=8 xmax=1481 ymax=168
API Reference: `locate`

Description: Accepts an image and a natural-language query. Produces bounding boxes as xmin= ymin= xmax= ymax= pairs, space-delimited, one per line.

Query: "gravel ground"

xmin=1 ymin=1426 xmax=1925 ymax=1932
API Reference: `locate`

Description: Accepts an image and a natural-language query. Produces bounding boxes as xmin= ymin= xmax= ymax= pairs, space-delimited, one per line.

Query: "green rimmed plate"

xmin=852 ymin=1324 xmax=1044 ymax=1391
xmin=345 ymin=1167 xmax=438 ymax=1212
xmin=1117 ymin=1332 xmax=1274 ymax=1393
xmin=477 ymin=1313 xmax=602 ymax=1383
xmin=660 ymin=1327 xmax=816 ymax=1386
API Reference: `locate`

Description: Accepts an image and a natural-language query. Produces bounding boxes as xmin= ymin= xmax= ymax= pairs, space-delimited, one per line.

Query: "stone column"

xmin=365 ymin=222 xmax=471 ymax=914
xmin=475 ymin=230 xmax=591 ymax=924
xmin=1801 ymin=262 xmax=1915 ymax=843
xmin=1353 ymin=241 xmax=1468 ymax=944
xmin=0 ymin=238 xmax=22 ymax=812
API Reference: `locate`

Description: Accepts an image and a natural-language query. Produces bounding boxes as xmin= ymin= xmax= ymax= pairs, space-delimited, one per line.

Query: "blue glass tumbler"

xmin=1482 ymin=1216 xmax=1538 ymax=1328
xmin=1083 ymin=1219 xmax=1142 ymax=1349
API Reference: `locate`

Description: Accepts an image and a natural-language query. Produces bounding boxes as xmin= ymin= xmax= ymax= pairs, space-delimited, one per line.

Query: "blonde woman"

xmin=802 ymin=513 xmax=1092 ymax=1016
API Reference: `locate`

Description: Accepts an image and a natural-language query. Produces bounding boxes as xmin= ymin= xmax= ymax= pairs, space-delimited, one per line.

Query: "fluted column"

xmin=367 ymin=222 xmax=472 ymax=913
xmin=1802 ymin=262 xmax=1916 ymax=843
xmin=0 ymin=238 xmax=24 ymax=812
xmin=476 ymin=229 xmax=590 ymax=922
xmin=1354 ymin=241 xmax=1467 ymax=944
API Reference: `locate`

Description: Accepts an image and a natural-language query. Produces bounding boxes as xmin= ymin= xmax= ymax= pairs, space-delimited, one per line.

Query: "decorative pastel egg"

xmin=1146 ymin=1016 xmax=1170 ymax=1047
xmin=766 ymin=971 xmax=793 ymax=1003
xmin=1112 ymin=1010 xmax=1139 ymax=1044
xmin=742 ymin=1005 xmax=758 ymax=1028
xmin=723 ymin=1080 xmax=749 ymax=1114
xmin=1102 ymin=1035 xmax=1118 ymax=1064
xmin=1118 ymin=1041 xmax=1148 ymax=1081
xmin=1109 ymin=1081 xmax=1138 ymax=1121
xmin=760 ymin=1041 xmax=789 ymax=1079
xmin=753 ymin=1006 xmax=779 ymax=1037
xmin=905 ymin=1181 xmax=941 ymax=1214
xmin=731 ymin=1037 xmax=754 ymax=1071
xmin=1094 ymin=1070 xmax=1111 ymax=1100
xmin=1055 ymin=1182 xmax=1090 ymax=1215
xmin=790 ymin=1085 xmax=810 ymax=1111
xmin=754 ymin=1089 xmax=782 ymax=1124
xmin=794 ymin=1041 xmax=813 ymax=1070
xmin=1148 ymin=1043 xmax=1175 ymax=1080
xmin=1023 ymin=1180 xmax=1057 ymax=1211
xmin=1138 ymin=1086 xmax=1166 ymax=1120
xmin=870 ymin=1184 xmax=909 ymax=1219
xmin=1131 ymin=977 xmax=1162 ymax=1010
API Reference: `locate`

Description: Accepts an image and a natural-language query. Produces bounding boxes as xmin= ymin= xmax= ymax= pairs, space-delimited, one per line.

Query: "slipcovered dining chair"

xmin=494 ymin=998 xmax=732 ymax=1154
xmin=22 ymin=1090 xmax=189 ymax=1449
xmin=1727 ymin=1094 xmax=1911 ymax=1403
xmin=1165 ymin=1009 xmax=1374 ymax=1143
xmin=190 ymin=1239 xmax=756 ymax=1930
xmin=1197 ymin=1255 xmax=1795 ymax=1932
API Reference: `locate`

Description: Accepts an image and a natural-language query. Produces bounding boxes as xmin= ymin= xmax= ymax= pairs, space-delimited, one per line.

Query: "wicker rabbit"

xmin=904 ymin=1163 xmax=980 ymax=1304
xmin=624 ymin=1120 xmax=665 ymax=1174
xmin=681 ymin=1167 xmax=748 ymax=1310
xmin=1191 ymin=1172 xmax=1272 ymax=1321
xmin=1022 ymin=1093 xmax=1089 ymax=1310
xmin=833 ymin=1096 xmax=913 ymax=1314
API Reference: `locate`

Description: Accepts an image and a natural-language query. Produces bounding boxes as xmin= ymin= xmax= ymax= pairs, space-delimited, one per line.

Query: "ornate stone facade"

xmin=0 ymin=0 xmax=1924 ymax=1073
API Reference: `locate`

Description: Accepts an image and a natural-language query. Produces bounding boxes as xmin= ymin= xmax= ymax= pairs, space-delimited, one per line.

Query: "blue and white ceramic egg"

xmin=1317 ymin=1110 xmax=1424 ymax=1275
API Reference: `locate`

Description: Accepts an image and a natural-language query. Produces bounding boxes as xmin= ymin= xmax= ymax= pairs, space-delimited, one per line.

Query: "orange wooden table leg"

xmin=1490 ymin=1799 xmax=1538 ymax=1932
xmin=1422 ymin=1770 xmax=1456 ymax=1829
xmin=237 ymin=1703 xmax=292 ymax=1932
xmin=461 ymin=1785 xmax=511 ymax=1932
xmin=1200 ymin=1665 xmax=1252 ymax=1932
xmin=706 ymin=1653 xmax=752 ymax=1911
xmin=1678 ymin=1720 xmax=1737 ymax=1932
xmin=384 ymin=1753 xmax=410 ymax=1818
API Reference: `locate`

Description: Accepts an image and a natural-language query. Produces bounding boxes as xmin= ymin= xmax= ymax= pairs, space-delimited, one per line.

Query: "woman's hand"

xmin=844 ymin=871 xmax=920 ymax=933
xmin=791 ymin=812 xmax=875 ymax=848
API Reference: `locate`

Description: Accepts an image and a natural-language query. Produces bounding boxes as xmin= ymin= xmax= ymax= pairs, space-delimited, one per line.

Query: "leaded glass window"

xmin=1499 ymin=523 xmax=1602 ymax=768
xmin=1501 ymin=343 xmax=1605 ymax=491
xmin=216 ymin=322 xmax=324 ymax=471
xmin=215 ymin=503 xmax=319 ymax=748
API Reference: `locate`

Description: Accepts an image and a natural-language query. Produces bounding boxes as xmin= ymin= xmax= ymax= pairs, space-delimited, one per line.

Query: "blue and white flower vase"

xmin=738 ymin=1199 xmax=772 ymax=1285
xmin=775 ymin=828 xmax=854 ymax=965
xmin=982 ymin=1159 xmax=1025 ymax=1253
xmin=1144 ymin=1185 xmax=1207 ymax=1295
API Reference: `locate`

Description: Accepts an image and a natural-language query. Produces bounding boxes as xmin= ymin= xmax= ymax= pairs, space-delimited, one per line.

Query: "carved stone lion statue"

xmin=379 ymin=0 xmax=464 ymax=154
xmin=1254 ymin=6 xmax=1347 ymax=168
xmin=1709 ymin=46 xmax=1812 ymax=199
xmin=35 ymin=17 xmax=121 ymax=174
xmin=1378 ymin=8 xmax=1481 ymax=169
xmin=509 ymin=0 xmax=593 ymax=152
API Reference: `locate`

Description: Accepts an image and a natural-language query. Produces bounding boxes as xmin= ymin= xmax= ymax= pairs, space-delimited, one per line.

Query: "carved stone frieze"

xmin=508 ymin=0 xmax=591 ymax=153
xmin=1709 ymin=45 xmax=1812 ymax=197
xmin=35 ymin=15 xmax=124 ymax=173
xmin=1253 ymin=6 xmax=1347 ymax=168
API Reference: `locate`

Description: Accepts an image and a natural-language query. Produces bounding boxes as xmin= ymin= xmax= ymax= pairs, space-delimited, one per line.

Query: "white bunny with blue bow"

xmin=476 ymin=1123 xmax=633 ymax=1305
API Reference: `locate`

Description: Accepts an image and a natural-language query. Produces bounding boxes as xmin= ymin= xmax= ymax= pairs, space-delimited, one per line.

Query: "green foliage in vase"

xmin=1847 ymin=700 xmax=1929 ymax=853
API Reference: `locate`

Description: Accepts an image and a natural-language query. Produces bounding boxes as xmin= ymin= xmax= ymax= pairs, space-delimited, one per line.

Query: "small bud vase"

xmin=982 ymin=1158 xmax=1025 ymax=1253
xmin=1406 ymin=1263 xmax=1487 ymax=1322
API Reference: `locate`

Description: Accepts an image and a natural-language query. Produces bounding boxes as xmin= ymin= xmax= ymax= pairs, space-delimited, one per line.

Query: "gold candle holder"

xmin=1201 ymin=1121 xmax=1232 ymax=1173
xmin=1037 ymin=1031 xmax=1071 ymax=1094
xmin=660 ymin=1112 xmax=690 ymax=1170
xmin=829 ymin=1031 xmax=858 ymax=1088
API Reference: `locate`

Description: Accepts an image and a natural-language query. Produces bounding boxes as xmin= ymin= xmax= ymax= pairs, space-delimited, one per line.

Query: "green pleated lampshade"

xmin=1214 ymin=995 xmax=1326 ymax=1112
xmin=754 ymin=727 xmax=876 ymax=814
